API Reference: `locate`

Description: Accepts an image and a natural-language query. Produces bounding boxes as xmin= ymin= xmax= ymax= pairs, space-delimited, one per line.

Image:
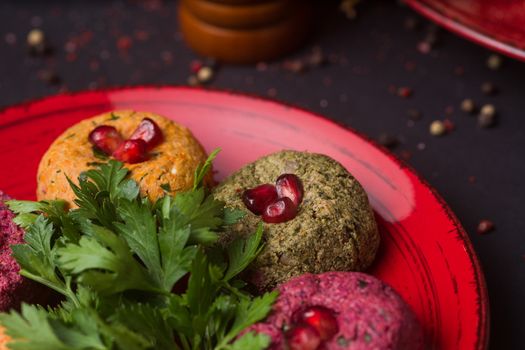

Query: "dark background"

xmin=0 ymin=0 xmax=523 ymax=348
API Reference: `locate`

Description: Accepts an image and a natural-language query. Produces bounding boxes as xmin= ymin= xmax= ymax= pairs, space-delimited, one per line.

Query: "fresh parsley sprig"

xmin=0 ymin=150 xmax=276 ymax=350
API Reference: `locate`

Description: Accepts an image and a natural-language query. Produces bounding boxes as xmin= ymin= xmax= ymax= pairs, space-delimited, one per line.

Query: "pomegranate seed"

xmin=262 ymin=197 xmax=297 ymax=224
xmin=294 ymin=306 xmax=339 ymax=341
xmin=275 ymin=174 xmax=304 ymax=206
xmin=190 ymin=60 xmax=203 ymax=74
xmin=242 ymin=184 xmax=278 ymax=215
xmin=285 ymin=324 xmax=321 ymax=350
xmin=129 ymin=118 xmax=164 ymax=150
xmin=88 ymin=125 xmax=123 ymax=155
xmin=112 ymin=139 xmax=148 ymax=164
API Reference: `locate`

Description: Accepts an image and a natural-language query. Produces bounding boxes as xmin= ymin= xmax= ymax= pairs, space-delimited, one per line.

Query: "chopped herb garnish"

xmin=1 ymin=150 xmax=275 ymax=350
xmin=92 ymin=146 xmax=109 ymax=160
xmin=108 ymin=112 xmax=120 ymax=121
xmin=358 ymin=279 xmax=368 ymax=289
xmin=364 ymin=332 xmax=372 ymax=343
xmin=337 ymin=336 xmax=350 ymax=346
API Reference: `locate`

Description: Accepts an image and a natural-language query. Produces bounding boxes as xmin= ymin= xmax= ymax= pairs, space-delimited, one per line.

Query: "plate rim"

xmin=404 ymin=0 xmax=525 ymax=61
xmin=0 ymin=85 xmax=490 ymax=349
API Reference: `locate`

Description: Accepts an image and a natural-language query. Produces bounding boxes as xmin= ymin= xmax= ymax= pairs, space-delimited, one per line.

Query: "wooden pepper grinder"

xmin=179 ymin=0 xmax=313 ymax=64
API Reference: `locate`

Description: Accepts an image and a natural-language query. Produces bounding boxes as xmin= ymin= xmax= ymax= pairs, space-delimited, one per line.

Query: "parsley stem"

xmin=178 ymin=333 xmax=190 ymax=350
xmin=20 ymin=270 xmax=81 ymax=307
xmin=221 ymin=282 xmax=246 ymax=300
xmin=19 ymin=270 xmax=68 ymax=298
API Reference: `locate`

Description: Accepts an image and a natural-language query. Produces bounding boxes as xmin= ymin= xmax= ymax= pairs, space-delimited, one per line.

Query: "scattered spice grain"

xmin=430 ymin=120 xmax=446 ymax=136
xmin=407 ymin=108 xmax=422 ymax=121
xmin=460 ymin=99 xmax=476 ymax=114
xmin=197 ymin=66 xmax=214 ymax=83
xmin=481 ymin=82 xmax=498 ymax=96
xmin=397 ymin=87 xmax=413 ymax=98
xmin=486 ymin=54 xmax=502 ymax=70
xmin=477 ymin=220 xmax=495 ymax=234
xmin=377 ymin=133 xmax=399 ymax=149
xmin=478 ymin=104 xmax=497 ymax=128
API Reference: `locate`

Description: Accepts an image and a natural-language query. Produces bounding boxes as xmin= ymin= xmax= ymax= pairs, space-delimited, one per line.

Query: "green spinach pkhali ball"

xmin=213 ymin=150 xmax=380 ymax=291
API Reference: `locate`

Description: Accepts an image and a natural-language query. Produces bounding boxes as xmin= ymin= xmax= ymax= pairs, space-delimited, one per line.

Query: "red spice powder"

xmin=0 ymin=191 xmax=26 ymax=311
xmin=0 ymin=191 xmax=51 ymax=311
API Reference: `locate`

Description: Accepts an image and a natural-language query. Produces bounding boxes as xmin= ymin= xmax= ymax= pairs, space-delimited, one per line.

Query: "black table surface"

xmin=0 ymin=0 xmax=523 ymax=348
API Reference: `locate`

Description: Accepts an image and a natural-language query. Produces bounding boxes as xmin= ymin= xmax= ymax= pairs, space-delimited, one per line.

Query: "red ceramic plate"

xmin=405 ymin=0 xmax=525 ymax=61
xmin=0 ymin=87 xmax=488 ymax=349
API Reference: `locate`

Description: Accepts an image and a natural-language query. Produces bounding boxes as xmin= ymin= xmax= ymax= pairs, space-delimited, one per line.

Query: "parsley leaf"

xmin=223 ymin=223 xmax=264 ymax=281
xmin=10 ymin=215 xmax=68 ymax=297
xmin=226 ymin=331 xmax=271 ymax=350
xmin=1 ymin=150 xmax=276 ymax=350
xmin=0 ymin=304 xmax=107 ymax=350
xmin=57 ymin=223 xmax=160 ymax=295
xmin=113 ymin=199 xmax=163 ymax=286
xmin=193 ymin=148 xmax=220 ymax=190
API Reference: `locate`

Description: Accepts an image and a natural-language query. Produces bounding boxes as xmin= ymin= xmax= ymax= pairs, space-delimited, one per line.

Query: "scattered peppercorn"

xmin=443 ymin=119 xmax=455 ymax=132
xmin=460 ymin=99 xmax=476 ymax=114
xmin=404 ymin=16 xmax=421 ymax=31
xmin=486 ymin=54 xmax=502 ymax=70
xmin=190 ymin=60 xmax=203 ymax=74
xmin=267 ymin=88 xmax=277 ymax=97
xmin=27 ymin=28 xmax=44 ymax=47
xmin=187 ymin=75 xmax=199 ymax=86
xmin=481 ymin=82 xmax=498 ymax=96
xmin=116 ymin=36 xmax=132 ymax=51
xmin=407 ymin=108 xmax=422 ymax=121
xmin=397 ymin=87 xmax=413 ymax=98
xmin=27 ymin=28 xmax=51 ymax=56
xmin=399 ymin=150 xmax=412 ymax=160
xmin=416 ymin=142 xmax=426 ymax=151
xmin=37 ymin=69 xmax=61 ymax=85
xmin=430 ymin=120 xmax=446 ymax=136
xmin=477 ymin=219 xmax=495 ymax=234
xmin=468 ymin=176 xmax=476 ymax=184
xmin=196 ymin=66 xmax=214 ymax=83
xmin=377 ymin=133 xmax=399 ymax=149
xmin=478 ymin=104 xmax=497 ymax=128
xmin=283 ymin=59 xmax=306 ymax=74
xmin=417 ymin=41 xmax=431 ymax=54
xmin=340 ymin=0 xmax=360 ymax=19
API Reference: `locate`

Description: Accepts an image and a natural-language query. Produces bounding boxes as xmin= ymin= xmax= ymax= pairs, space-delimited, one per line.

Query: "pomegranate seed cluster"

xmin=242 ymin=174 xmax=303 ymax=224
xmin=88 ymin=117 xmax=163 ymax=164
xmin=285 ymin=306 xmax=339 ymax=350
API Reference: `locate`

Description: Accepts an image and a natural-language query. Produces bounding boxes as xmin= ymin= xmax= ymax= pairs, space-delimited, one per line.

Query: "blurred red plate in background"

xmin=0 ymin=87 xmax=488 ymax=349
xmin=405 ymin=0 xmax=525 ymax=61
